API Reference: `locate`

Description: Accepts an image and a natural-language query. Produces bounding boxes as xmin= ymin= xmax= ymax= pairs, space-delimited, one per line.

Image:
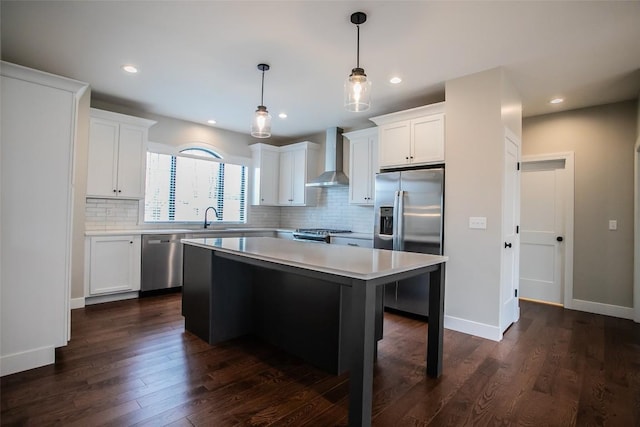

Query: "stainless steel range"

xmin=293 ymin=228 xmax=352 ymax=243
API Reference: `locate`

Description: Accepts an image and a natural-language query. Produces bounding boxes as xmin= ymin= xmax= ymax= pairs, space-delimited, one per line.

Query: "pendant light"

xmin=344 ymin=12 xmax=371 ymax=112
xmin=251 ymin=63 xmax=271 ymax=138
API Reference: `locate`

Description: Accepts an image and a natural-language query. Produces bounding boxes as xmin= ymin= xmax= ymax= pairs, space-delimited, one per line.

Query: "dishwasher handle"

xmin=144 ymin=238 xmax=182 ymax=244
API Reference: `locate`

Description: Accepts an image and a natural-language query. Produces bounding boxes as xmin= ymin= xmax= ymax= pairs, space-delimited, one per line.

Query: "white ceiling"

xmin=2 ymin=1 xmax=639 ymax=140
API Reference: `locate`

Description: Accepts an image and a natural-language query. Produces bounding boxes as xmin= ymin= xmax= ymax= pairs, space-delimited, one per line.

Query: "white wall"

xmin=443 ymin=68 xmax=521 ymax=340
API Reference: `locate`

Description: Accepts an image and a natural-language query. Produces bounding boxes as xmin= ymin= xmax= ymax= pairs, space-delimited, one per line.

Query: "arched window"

xmin=144 ymin=147 xmax=246 ymax=224
xmin=179 ymin=147 xmax=222 ymax=159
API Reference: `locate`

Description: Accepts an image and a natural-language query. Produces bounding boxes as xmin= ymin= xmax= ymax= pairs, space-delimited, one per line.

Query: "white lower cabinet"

xmin=85 ymin=235 xmax=141 ymax=295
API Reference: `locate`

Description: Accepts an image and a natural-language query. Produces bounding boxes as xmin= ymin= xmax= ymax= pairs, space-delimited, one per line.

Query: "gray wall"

xmin=522 ymin=100 xmax=637 ymax=308
xmin=444 ymin=68 xmax=522 ymax=337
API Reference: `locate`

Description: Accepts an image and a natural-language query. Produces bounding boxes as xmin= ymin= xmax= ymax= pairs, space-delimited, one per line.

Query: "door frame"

xmin=521 ymin=152 xmax=575 ymax=309
xmin=634 ymin=142 xmax=639 ymax=323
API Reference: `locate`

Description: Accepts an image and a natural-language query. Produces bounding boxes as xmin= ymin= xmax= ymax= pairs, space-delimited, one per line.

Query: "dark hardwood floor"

xmin=1 ymin=293 xmax=639 ymax=426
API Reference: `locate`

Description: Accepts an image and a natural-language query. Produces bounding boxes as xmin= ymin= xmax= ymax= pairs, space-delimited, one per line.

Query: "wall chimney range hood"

xmin=306 ymin=127 xmax=349 ymax=187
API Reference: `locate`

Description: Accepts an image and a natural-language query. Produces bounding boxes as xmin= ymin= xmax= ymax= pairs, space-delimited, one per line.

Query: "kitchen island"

xmin=181 ymin=236 xmax=447 ymax=427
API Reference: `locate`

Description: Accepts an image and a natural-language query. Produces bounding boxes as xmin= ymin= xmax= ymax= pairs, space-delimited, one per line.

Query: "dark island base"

xmin=182 ymin=244 xmax=383 ymax=375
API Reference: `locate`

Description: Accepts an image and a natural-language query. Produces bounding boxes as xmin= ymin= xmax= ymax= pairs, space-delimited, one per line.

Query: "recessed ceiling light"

xmin=207 ymin=119 xmax=217 ymax=125
xmin=122 ymin=64 xmax=138 ymax=74
xmin=549 ymin=97 xmax=564 ymax=104
xmin=278 ymin=113 xmax=287 ymax=119
xmin=389 ymin=76 xmax=402 ymax=84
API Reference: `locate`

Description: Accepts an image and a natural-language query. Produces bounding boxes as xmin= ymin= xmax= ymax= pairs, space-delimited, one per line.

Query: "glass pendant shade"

xmin=345 ymin=12 xmax=371 ymax=112
xmin=344 ymin=67 xmax=371 ymax=112
xmin=251 ymin=105 xmax=271 ymax=138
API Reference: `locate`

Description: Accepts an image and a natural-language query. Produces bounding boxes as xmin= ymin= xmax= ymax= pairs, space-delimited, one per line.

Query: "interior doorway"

xmin=519 ymin=153 xmax=574 ymax=307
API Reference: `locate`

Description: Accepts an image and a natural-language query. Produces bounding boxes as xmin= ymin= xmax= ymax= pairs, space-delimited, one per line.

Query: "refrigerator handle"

xmin=397 ymin=190 xmax=405 ymax=250
xmin=392 ymin=191 xmax=400 ymax=249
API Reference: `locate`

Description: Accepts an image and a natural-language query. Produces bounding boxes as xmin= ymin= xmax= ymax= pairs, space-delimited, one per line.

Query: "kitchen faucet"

xmin=204 ymin=206 xmax=220 ymax=229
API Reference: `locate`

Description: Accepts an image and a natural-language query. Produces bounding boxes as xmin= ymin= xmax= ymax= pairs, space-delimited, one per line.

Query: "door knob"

xmin=556 ymin=236 xmax=563 ymax=242
xmin=504 ymin=242 xmax=512 ymax=248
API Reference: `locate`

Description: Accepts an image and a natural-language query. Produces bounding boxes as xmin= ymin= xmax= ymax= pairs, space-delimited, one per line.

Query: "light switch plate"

xmin=609 ymin=220 xmax=617 ymax=230
xmin=469 ymin=216 xmax=487 ymax=230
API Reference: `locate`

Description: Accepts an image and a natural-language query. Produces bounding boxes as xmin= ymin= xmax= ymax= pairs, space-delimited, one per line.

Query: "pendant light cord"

xmin=356 ymin=24 xmax=360 ymax=69
xmin=260 ymin=69 xmax=265 ymax=106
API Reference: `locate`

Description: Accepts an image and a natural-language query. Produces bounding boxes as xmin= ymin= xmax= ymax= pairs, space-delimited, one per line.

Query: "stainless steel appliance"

xmin=305 ymin=127 xmax=349 ymax=187
xmin=141 ymin=233 xmax=185 ymax=293
xmin=374 ymin=168 xmax=444 ymax=316
xmin=293 ymin=228 xmax=352 ymax=243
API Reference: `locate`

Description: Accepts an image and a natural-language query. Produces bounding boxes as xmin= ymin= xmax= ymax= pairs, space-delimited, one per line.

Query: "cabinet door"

xmin=378 ymin=120 xmax=411 ymax=168
xmin=260 ymin=149 xmax=280 ymax=205
xmin=116 ymin=125 xmax=147 ymax=198
xmin=411 ymin=114 xmax=445 ymax=165
xmin=89 ymin=236 xmax=141 ymax=295
xmin=290 ymin=148 xmax=307 ymax=205
xmin=349 ymin=138 xmax=373 ymax=205
xmin=86 ymin=118 xmax=119 ymax=197
xmin=278 ymin=150 xmax=294 ymax=204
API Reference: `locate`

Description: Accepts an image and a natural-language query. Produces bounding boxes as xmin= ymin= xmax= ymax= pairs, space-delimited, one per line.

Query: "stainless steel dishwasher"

xmin=141 ymin=233 xmax=185 ymax=293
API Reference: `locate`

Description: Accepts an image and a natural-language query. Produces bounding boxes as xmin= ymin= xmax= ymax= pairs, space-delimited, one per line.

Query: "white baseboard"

xmin=444 ymin=315 xmax=502 ymax=341
xmin=1 ymin=346 xmax=55 ymax=377
xmin=570 ymin=299 xmax=634 ymax=320
xmin=85 ymin=291 xmax=139 ymax=305
xmin=70 ymin=297 xmax=85 ymax=310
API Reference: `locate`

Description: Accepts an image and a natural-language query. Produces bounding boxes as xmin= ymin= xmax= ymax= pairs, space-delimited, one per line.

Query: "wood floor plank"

xmin=1 ymin=293 xmax=638 ymax=427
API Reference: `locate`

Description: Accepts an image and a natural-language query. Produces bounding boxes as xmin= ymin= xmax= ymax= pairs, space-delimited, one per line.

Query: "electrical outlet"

xmin=469 ymin=216 xmax=487 ymax=230
xmin=609 ymin=220 xmax=617 ymax=231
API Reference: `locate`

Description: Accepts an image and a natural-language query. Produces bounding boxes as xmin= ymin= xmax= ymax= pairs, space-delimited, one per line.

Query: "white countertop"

xmin=85 ymin=228 xmax=294 ymax=237
xmin=84 ymin=228 xmax=373 ymax=239
xmin=182 ymin=237 xmax=446 ymax=281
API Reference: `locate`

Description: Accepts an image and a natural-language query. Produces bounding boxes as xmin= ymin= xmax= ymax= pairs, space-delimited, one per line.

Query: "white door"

xmin=290 ymin=148 xmax=307 ymax=204
xmin=520 ymin=159 xmax=566 ymax=304
xmin=501 ymin=129 xmax=520 ymax=333
xmin=116 ymin=124 xmax=147 ymax=198
xmin=87 ymin=118 xmax=119 ymax=197
xmin=411 ymin=114 xmax=445 ymax=164
xmin=349 ymin=138 xmax=372 ymax=204
xmin=379 ymin=120 xmax=410 ymax=168
xmin=278 ymin=150 xmax=293 ymax=204
xmin=90 ymin=236 xmax=139 ymax=295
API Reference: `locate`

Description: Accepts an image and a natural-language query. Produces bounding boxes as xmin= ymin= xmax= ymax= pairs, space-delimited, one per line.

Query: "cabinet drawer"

xmin=330 ymin=236 xmax=373 ymax=248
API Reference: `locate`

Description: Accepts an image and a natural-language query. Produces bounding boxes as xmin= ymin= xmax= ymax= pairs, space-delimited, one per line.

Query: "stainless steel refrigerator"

xmin=374 ymin=168 xmax=444 ymax=316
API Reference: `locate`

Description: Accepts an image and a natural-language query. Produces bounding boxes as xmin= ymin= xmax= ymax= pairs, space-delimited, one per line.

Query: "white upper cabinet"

xmin=249 ymin=143 xmax=280 ymax=205
xmin=278 ymin=142 xmax=318 ymax=206
xmin=370 ymin=102 xmax=445 ymax=169
xmin=344 ymin=127 xmax=378 ymax=205
xmin=250 ymin=141 xmax=319 ymax=206
xmin=86 ymin=108 xmax=156 ymax=199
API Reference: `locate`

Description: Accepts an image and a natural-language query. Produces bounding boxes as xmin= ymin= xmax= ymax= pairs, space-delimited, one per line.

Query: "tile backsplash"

xmin=279 ymin=187 xmax=374 ymax=233
xmin=85 ymin=198 xmax=139 ymax=230
xmin=85 ymin=187 xmax=373 ymax=233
